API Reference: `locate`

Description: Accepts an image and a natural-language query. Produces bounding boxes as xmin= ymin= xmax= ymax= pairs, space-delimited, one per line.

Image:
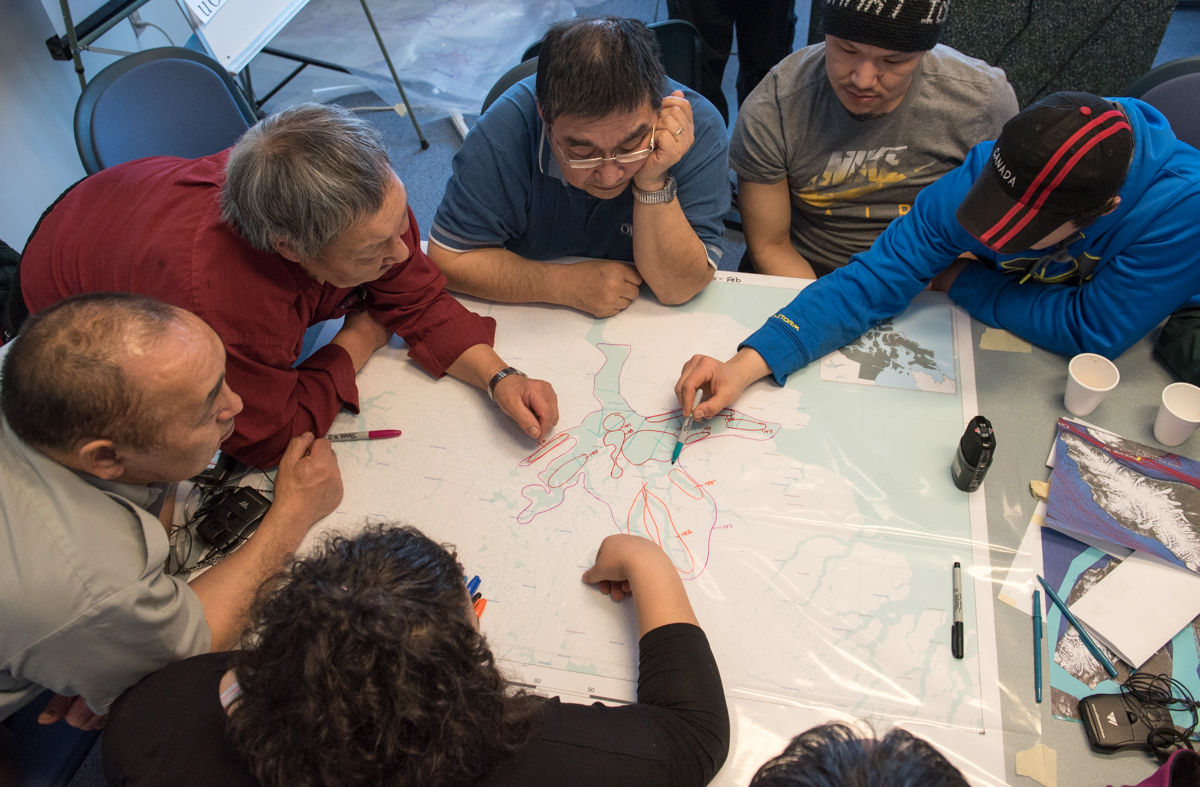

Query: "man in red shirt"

xmin=16 ymin=104 xmax=558 ymax=468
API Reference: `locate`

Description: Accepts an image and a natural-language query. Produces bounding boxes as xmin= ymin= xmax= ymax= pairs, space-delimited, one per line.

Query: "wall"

xmin=0 ymin=0 xmax=193 ymax=251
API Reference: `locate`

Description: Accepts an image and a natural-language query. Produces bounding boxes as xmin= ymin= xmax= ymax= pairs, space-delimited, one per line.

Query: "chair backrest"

xmin=648 ymin=19 xmax=701 ymax=91
xmin=481 ymin=57 xmax=538 ymax=114
xmin=75 ymin=47 xmax=258 ymax=175
xmin=515 ymin=19 xmax=703 ymax=95
xmin=1125 ymin=56 xmax=1200 ymax=150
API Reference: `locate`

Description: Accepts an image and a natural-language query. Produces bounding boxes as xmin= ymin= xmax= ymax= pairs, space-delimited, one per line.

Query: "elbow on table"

xmin=650 ymin=271 xmax=711 ymax=307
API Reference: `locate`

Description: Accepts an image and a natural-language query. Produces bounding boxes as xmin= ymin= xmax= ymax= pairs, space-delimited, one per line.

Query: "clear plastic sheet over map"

xmin=309 ymin=276 xmax=1023 ymax=786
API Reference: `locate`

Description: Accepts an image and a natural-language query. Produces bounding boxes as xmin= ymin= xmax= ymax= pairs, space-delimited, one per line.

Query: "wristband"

xmin=487 ymin=367 xmax=527 ymax=401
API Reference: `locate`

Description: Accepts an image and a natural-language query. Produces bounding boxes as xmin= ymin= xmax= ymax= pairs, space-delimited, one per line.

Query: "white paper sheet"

xmin=998 ymin=501 xmax=1046 ymax=614
xmin=1069 ymin=551 xmax=1200 ymax=668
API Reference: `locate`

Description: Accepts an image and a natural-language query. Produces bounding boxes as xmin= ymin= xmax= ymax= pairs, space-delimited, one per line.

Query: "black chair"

xmin=481 ymin=57 xmax=539 ymax=114
xmin=1126 ymin=56 xmax=1200 ymax=150
xmin=517 ymin=19 xmax=703 ymax=91
xmin=75 ymin=47 xmax=258 ymax=175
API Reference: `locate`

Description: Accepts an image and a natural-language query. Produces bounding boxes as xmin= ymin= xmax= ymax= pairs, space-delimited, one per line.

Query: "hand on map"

xmin=270 ymin=432 xmax=344 ymax=530
xmin=583 ymin=534 xmax=700 ymax=636
xmin=634 ymin=91 xmax=693 ymax=192
xmin=492 ymin=375 xmax=559 ymax=440
xmin=38 ymin=693 xmax=106 ymax=730
xmin=675 ymin=348 xmax=772 ymax=420
xmin=558 ymin=260 xmax=643 ymax=318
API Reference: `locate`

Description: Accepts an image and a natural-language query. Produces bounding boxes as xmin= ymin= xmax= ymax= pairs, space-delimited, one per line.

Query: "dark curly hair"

xmin=749 ymin=723 xmax=969 ymax=787
xmin=226 ymin=525 xmax=545 ymax=787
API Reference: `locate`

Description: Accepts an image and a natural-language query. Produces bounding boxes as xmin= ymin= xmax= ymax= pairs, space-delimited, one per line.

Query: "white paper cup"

xmin=1154 ymin=382 xmax=1200 ymax=447
xmin=1063 ymin=353 xmax=1120 ymax=416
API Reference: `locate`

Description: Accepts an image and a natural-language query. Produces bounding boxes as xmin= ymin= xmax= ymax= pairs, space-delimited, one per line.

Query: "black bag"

xmin=1155 ymin=305 xmax=1200 ymax=386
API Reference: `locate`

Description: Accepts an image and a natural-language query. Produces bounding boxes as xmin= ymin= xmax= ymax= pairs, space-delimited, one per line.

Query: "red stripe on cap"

xmin=990 ymin=120 xmax=1131 ymax=250
xmin=979 ymin=110 xmax=1126 ymax=245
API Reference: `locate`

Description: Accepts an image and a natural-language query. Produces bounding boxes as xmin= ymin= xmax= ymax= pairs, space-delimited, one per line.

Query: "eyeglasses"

xmin=549 ymin=123 xmax=656 ymax=169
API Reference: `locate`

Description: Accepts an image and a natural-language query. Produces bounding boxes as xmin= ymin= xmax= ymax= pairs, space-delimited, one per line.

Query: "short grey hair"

xmin=221 ymin=103 xmax=395 ymax=259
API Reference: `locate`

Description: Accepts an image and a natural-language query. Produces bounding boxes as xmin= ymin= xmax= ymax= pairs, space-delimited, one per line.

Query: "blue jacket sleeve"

xmin=950 ymin=189 xmax=1200 ymax=359
xmin=740 ymin=155 xmax=982 ymax=385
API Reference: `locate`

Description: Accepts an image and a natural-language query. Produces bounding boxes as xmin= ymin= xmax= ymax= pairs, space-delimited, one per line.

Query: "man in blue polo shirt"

xmin=429 ymin=16 xmax=729 ymax=318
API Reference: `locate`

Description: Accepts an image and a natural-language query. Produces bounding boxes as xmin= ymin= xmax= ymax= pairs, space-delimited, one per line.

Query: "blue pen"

xmin=1037 ymin=575 xmax=1118 ymax=679
xmin=1033 ymin=590 xmax=1043 ymax=703
xmin=671 ymin=389 xmax=704 ymax=465
xmin=466 ymin=575 xmax=481 ymax=596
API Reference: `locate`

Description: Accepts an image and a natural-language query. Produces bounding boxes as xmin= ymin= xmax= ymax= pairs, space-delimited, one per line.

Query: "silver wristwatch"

xmin=632 ymin=174 xmax=677 ymax=204
xmin=487 ymin=367 xmax=527 ymax=401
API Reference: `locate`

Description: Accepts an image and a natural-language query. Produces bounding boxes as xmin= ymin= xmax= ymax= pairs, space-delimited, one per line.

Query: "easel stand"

xmin=45 ymin=0 xmax=429 ymax=150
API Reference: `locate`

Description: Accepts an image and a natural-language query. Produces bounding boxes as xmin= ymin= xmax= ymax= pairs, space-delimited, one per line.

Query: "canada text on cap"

xmin=956 ymin=92 xmax=1133 ymax=255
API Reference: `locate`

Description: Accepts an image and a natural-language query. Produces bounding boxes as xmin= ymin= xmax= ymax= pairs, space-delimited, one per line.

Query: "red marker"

xmin=473 ymin=598 xmax=487 ymax=619
xmin=325 ymin=429 xmax=402 ymax=442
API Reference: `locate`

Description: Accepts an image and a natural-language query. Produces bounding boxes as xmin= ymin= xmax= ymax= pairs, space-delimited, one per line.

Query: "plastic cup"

xmin=1063 ymin=353 xmax=1120 ymax=416
xmin=1154 ymin=382 xmax=1200 ymax=447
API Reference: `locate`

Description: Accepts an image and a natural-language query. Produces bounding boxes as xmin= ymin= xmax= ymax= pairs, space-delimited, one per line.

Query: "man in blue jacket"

xmin=674 ymin=92 xmax=1200 ymax=418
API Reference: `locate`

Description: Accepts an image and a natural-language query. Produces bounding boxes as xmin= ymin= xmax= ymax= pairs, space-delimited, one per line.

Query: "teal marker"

xmin=671 ymin=389 xmax=704 ymax=465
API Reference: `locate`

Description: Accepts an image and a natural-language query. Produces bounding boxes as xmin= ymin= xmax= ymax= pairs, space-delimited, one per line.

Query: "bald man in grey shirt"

xmin=732 ymin=1 xmax=1018 ymax=278
xmin=0 ymin=294 xmax=341 ymax=733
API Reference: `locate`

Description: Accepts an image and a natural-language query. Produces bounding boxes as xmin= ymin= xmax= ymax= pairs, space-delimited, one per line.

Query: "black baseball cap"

xmin=956 ymin=92 xmax=1133 ymax=254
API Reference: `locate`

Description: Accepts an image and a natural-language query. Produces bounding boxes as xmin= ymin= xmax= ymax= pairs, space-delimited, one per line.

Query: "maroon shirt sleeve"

xmin=365 ymin=207 xmax=496 ymax=377
xmin=216 ymin=342 xmax=359 ymax=468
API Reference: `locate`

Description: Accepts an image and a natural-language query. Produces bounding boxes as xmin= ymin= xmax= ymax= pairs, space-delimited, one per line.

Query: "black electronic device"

xmin=952 ymin=415 xmax=994 ymax=492
xmin=196 ymin=486 xmax=271 ymax=555
xmin=1080 ymin=673 xmax=1199 ymax=764
xmin=192 ymin=450 xmax=237 ymax=485
xmin=1080 ymin=692 xmax=1173 ymax=755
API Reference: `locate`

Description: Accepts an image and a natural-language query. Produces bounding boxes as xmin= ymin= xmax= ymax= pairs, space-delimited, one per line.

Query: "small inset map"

xmin=820 ymin=301 xmax=956 ymax=394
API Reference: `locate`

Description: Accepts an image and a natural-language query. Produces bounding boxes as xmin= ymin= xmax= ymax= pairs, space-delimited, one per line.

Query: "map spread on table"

xmin=317 ymin=282 xmax=989 ymax=733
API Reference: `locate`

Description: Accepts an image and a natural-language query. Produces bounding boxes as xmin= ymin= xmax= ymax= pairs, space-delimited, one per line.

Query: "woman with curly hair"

xmin=101 ymin=526 xmax=729 ymax=787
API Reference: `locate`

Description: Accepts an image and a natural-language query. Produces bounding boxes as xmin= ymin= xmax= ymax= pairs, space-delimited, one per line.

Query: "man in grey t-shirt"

xmin=731 ymin=0 xmax=1018 ymax=277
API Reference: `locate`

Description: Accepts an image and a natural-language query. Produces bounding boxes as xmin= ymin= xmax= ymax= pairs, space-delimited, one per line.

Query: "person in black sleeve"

xmin=101 ymin=526 xmax=729 ymax=787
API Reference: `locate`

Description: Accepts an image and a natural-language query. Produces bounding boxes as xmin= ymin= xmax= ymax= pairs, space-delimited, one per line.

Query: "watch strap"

xmin=632 ymin=174 xmax=676 ymax=204
xmin=488 ymin=367 xmax=527 ymax=401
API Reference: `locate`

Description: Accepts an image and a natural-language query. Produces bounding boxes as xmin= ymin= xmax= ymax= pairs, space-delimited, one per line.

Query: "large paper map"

xmin=312 ymin=277 xmax=1001 ymax=780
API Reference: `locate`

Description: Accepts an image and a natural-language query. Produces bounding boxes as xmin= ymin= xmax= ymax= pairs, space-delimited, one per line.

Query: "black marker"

xmin=952 ymin=562 xmax=964 ymax=659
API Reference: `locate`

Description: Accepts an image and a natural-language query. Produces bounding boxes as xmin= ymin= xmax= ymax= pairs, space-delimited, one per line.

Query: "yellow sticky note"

xmin=980 ymin=327 xmax=1033 ymax=353
xmin=1015 ymin=742 xmax=1057 ymax=787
